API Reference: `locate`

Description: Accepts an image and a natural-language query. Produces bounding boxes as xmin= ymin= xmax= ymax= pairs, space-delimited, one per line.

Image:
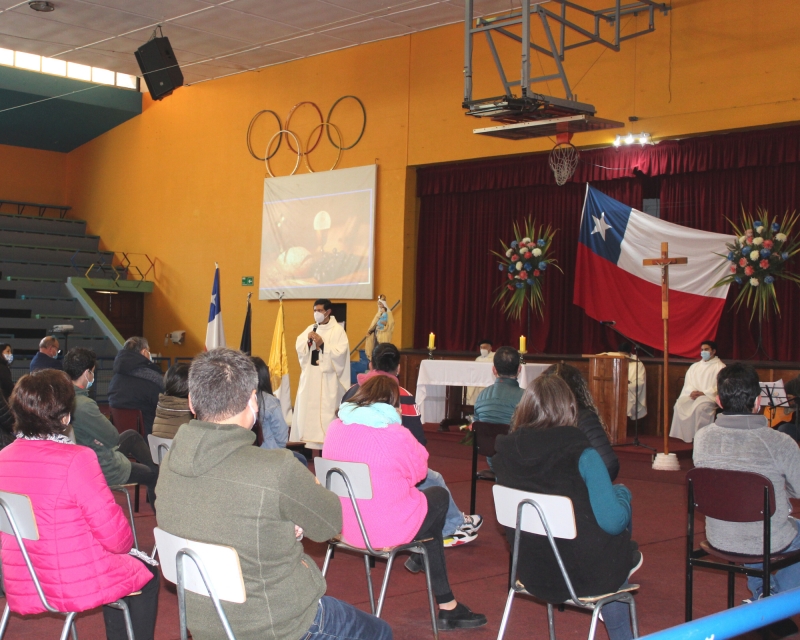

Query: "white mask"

xmin=3 ymin=353 xmax=12 ymax=364
xmin=248 ymin=401 xmax=258 ymax=428
xmin=700 ymin=350 xmax=712 ymax=361
xmin=313 ymin=311 xmax=326 ymax=324
xmin=480 ymin=349 xmax=489 ymax=358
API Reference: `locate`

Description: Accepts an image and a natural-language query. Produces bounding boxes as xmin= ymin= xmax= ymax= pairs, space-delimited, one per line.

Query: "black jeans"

xmin=118 ymin=430 xmax=159 ymax=508
xmin=410 ymin=486 xmax=454 ymax=604
xmin=103 ymin=559 xmax=159 ymax=640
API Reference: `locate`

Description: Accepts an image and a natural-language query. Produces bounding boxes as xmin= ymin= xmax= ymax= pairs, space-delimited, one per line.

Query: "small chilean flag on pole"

xmin=574 ymin=185 xmax=733 ymax=358
xmin=205 ymin=263 xmax=226 ymax=351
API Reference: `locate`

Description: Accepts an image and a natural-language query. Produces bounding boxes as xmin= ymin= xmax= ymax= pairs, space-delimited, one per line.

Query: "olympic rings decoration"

xmin=304 ymin=122 xmax=342 ymax=173
xmin=247 ymin=96 xmax=367 ymax=177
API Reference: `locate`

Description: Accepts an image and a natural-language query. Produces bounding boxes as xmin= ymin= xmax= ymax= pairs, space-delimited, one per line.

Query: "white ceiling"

xmin=0 ymin=0 xmax=520 ymax=86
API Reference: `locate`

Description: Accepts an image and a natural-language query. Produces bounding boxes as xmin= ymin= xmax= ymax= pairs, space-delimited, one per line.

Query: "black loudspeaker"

xmin=135 ymin=36 xmax=183 ymax=100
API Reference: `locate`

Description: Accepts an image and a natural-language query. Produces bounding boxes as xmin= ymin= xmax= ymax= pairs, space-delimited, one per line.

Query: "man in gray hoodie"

xmin=694 ymin=363 xmax=800 ymax=634
xmin=155 ymin=348 xmax=391 ymax=640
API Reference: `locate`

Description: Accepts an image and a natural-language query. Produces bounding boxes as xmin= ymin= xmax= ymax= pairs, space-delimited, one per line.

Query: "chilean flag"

xmin=205 ymin=263 xmax=226 ymax=351
xmin=574 ymin=185 xmax=733 ymax=358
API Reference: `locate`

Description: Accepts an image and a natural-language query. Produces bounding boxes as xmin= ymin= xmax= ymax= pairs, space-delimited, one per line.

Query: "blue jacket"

xmin=474 ymin=377 xmax=524 ymax=425
xmin=29 ymin=352 xmax=62 ymax=372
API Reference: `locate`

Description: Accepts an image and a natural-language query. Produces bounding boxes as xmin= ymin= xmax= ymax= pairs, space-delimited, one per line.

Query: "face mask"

xmin=248 ymin=401 xmax=258 ymax=428
xmin=480 ymin=349 xmax=489 ymax=358
xmin=3 ymin=353 xmax=12 ymax=364
xmin=86 ymin=371 xmax=94 ymax=389
xmin=700 ymin=351 xmax=712 ymax=361
xmin=313 ymin=311 xmax=325 ymax=324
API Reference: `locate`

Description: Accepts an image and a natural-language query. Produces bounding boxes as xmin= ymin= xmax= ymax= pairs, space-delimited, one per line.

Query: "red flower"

xmin=507 ymin=284 xmax=514 ymax=290
xmin=738 ymin=258 xmax=747 ymax=267
xmin=511 ymin=254 xmax=519 ymax=261
xmin=533 ymin=269 xmax=541 ymax=276
xmin=763 ymin=240 xmax=774 ymax=249
xmin=760 ymin=259 xmax=769 ymax=268
xmin=524 ymin=252 xmax=532 ymax=259
xmin=744 ymin=266 xmax=754 ymax=276
xmin=746 ymin=237 xmax=753 ymax=244
xmin=508 ymin=273 xmax=514 ymax=280
xmin=730 ymin=265 xmax=737 ymax=273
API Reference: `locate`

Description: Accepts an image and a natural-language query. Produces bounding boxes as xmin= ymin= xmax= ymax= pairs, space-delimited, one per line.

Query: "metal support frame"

xmin=464 ymin=0 xmax=669 ymax=114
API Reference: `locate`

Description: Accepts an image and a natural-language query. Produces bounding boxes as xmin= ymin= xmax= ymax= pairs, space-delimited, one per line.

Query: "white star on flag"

xmin=591 ymin=212 xmax=613 ymax=241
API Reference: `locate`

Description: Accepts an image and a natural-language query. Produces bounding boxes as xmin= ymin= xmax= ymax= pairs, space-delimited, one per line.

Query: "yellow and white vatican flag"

xmin=268 ymin=300 xmax=293 ymax=427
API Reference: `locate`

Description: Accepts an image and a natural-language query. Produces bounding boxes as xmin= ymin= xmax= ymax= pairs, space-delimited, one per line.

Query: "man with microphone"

xmin=294 ymin=299 xmax=351 ymax=451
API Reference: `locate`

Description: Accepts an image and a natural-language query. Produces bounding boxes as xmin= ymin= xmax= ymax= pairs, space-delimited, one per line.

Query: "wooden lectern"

xmin=585 ymin=354 xmax=629 ymax=445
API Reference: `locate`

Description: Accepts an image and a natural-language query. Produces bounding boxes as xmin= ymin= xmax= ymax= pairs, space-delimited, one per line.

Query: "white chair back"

xmin=314 ymin=459 xmax=373 ymax=500
xmin=148 ymin=435 xmax=172 ymax=465
xmin=493 ymin=485 xmax=577 ymax=539
xmin=0 ymin=492 xmax=39 ymax=541
xmin=153 ymin=527 xmax=246 ymax=604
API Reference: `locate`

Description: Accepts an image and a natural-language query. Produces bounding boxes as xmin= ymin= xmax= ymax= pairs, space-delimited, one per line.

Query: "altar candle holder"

xmin=519 ymin=349 xmax=527 ymax=366
xmin=427 ymin=347 xmax=437 ymax=360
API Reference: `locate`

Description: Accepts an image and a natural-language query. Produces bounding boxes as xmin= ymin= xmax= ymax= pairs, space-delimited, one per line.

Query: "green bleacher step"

xmin=20 ymin=295 xmax=76 ymax=301
xmin=6 ymin=276 xmax=63 ymax=282
xmin=34 ymin=314 xmax=90 ymax=320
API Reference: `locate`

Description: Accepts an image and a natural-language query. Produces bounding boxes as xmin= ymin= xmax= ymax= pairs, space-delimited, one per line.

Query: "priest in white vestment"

xmin=466 ymin=340 xmax=494 ymax=407
xmin=293 ymin=299 xmax=351 ymax=449
xmin=627 ymin=353 xmax=647 ymax=420
xmin=670 ymin=340 xmax=726 ymax=443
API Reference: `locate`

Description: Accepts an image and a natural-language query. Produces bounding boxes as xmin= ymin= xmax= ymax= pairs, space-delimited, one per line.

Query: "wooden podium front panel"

xmin=587 ymin=356 xmax=628 ymax=445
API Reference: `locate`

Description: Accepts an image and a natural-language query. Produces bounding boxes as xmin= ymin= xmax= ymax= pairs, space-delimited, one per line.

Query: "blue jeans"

xmin=417 ymin=469 xmax=464 ymax=536
xmin=602 ymin=598 xmax=633 ymax=640
xmin=301 ymin=596 xmax=392 ymax=640
xmin=745 ymin=520 xmax=800 ymax=599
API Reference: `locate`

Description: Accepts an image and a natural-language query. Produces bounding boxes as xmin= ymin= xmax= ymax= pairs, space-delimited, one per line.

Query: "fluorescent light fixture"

xmin=116 ymin=72 xmax=137 ymax=89
xmin=638 ymin=133 xmax=651 ymax=145
xmin=15 ymin=51 xmax=40 ymax=72
xmin=613 ymin=135 xmax=622 ymax=147
xmin=41 ymin=57 xmax=66 ymax=76
xmin=0 ymin=49 xmax=13 ymax=66
xmin=91 ymin=67 xmax=115 ymax=85
xmin=67 ymin=61 xmax=91 ymax=81
xmin=624 ymin=133 xmax=634 ymax=145
xmin=613 ymin=133 xmax=652 ymax=147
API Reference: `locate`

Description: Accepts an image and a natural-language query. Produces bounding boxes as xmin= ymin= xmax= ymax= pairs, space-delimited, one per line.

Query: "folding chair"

xmin=315 ymin=458 xmax=439 ymax=639
xmin=153 ymin=527 xmax=245 ymax=640
xmin=148 ymin=435 xmax=172 ymax=465
xmin=108 ymin=485 xmax=139 ymax=551
xmin=493 ymin=484 xmax=639 ymax=640
xmin=110 ymin=408 xmax=145 ymax=437
xmin=470 ymin=422 xmax=509 ymax=514
xmin=0 ymin=491 xmax=135 ymax=640
xmin=686 ymin=468 xmax=800 ymax=621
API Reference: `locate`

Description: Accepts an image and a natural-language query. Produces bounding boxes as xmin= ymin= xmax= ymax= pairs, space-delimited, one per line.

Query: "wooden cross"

xmin=643 ymin=242 xmax=688 ymax=457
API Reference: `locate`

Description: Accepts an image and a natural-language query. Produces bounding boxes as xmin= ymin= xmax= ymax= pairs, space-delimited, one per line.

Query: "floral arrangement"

xmin=493 ymin=217 xmax=560 ymax=320
xmin=714 ymin=209 xmax=800 ymax=322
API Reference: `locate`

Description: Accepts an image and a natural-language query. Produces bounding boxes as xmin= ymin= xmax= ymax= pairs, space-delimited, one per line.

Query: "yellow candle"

xmin=520 ymin=335 xmax=527 ymax=353
xmin=428 ymin=332 xmax=436 ymax=350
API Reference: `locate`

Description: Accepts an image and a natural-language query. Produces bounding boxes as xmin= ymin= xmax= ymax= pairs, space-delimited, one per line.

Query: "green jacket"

xmin=474 ymin=376 xmax=524 ymax=425
xmin=72 ymin=387 xmax=131 ymax=485
xmin=155 ymin=419 xmax=342 ymax=640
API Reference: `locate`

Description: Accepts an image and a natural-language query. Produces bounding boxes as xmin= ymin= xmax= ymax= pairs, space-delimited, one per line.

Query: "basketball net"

xmin=549 ymin=141 xmax=580 ymax=186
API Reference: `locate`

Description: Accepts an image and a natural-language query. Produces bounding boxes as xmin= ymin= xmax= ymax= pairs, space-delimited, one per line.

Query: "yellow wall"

xmin=59 ymin=0 xmax=800 ymax=396
xmin=0 ymin=144 xmax=67 ymax=205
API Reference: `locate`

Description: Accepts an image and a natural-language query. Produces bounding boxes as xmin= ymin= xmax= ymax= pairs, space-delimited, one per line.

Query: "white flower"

xmin=506 ymin=248 xmax=513 ymax=257
xmin=750 ymin=278 xmax=759 ymax=287
xmin=753 ymin=237 xmax=764 ymax=245
xmin=532 ymin=248 xmax=542 ymax=257
xmin=739 ymin=235 xmax=747 ymax=245
xmin=755 ymin=225 xmax=764 ymax=234
xmin=776 ymin=233 xmax=788 ymax=242
xmin=516 ymin=261 xmax=523 ymax=270
xmin=750 ymin=251 xmax=760 ymax=261
xmin=522 ymin=237 xmax=531 ymax=244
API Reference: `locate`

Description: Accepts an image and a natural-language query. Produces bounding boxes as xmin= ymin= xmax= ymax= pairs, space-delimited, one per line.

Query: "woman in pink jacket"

xmin=323 ymin=375 xmax=486 ymax=631
xmin=0 ymin=369 xmax=158 ymax=639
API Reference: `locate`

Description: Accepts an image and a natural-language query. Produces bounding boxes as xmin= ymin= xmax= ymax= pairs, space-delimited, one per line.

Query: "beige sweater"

xmin=151 ymin=395 xmax=192 ymax=439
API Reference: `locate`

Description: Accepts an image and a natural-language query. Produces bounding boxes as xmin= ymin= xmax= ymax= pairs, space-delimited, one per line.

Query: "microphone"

xmin=600 ymin=320 xmax=616 ymax=326
xmin=308 ymin=324 xmax=318 ymax=347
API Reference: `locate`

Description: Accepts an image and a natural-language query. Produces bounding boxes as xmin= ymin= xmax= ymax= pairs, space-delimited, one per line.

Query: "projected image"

xmin=259 ymin=165 xmax=376 ymax=300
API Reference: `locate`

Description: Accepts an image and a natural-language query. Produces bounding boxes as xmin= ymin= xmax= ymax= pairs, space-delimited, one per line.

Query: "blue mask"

xmin=86 ymin=372 xmax=94 ymax=389
xmin=700 ymin=351 xmax=711 ymax=361
xmin=3 ymin=354 xmax=12 ymax=364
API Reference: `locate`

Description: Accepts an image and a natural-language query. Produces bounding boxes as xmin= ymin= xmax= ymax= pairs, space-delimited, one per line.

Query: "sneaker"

xmin=443 ymin=530 xmax=477 ymax=548
xmin=438 ymin=603 xmax=487 ymax=630
xmin=628 ymin=551 xmax=643 ymax=579
xmin=404 ymin=554 xmax=424 ymax=574
xmin=459 ymin=514 xmax=483 ymax=535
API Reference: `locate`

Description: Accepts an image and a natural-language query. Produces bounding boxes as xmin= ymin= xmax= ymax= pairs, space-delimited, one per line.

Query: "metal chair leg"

xmin=418 ymin=546 xmax=439 ymax=640
xmin=321 ymin=544 xmax=334 ymax=577
xmin=587 ymin=607 xmax=602 ymax=640
xmin=0 ymin=603 xmax=10 ymax=640
xmin=106 ymin=599 xmax=135 ymax=640
xmin=727 ymin=566 xmax=735 ymax=609
xmin=629 ymin=594 xmax=639 ymax=638
xmin=547 ymin=603 xmax=556 ymax=640
xmin=364 ymin=554 xmax=376 ymax=615
xmin=58 ymin=612 xmax=77 ymax=640
xmin=376 ymin=550 xmax=397 ymax=618
xmin=497 ymin=588 xmax=516 ymax=640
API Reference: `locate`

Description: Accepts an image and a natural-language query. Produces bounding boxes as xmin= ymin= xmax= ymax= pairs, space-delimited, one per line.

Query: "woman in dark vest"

xmin=493 ymin=375 xmax=641 ymax=640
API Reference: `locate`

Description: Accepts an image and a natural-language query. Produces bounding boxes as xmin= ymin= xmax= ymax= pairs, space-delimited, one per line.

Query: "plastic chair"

xmin=148 ymin=434 xmax=172 ymax=465
xmin=0 ymin=491 xmax=135 ymax=640
xmin=314 ymin=458 xmax=439 ymax=639
xmin=470 ymin=422 xmax=509 ymax=514
xmin=686 ymin=468 xmax=800 ymax=621
xmin=153 ymin=527 xmax=245 ymax=640
xmin=493 ymin=484 xmax=639 ymax=640
xmin=110 ymin=408 xmax=145 ymax=437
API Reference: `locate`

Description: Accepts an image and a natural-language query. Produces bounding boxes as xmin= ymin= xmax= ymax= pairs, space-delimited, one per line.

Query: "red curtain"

xmin=415 ymin=126 xmax=800 ymax=360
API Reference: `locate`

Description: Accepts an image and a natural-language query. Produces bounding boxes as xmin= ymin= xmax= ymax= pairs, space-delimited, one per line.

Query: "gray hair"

xmin=39 ymin=336 xmax=59 ymax=350
xmin=123 ymin=336 xmax=149 ymax=352
xmin=189 ymin=348 xmax=258 ymax=422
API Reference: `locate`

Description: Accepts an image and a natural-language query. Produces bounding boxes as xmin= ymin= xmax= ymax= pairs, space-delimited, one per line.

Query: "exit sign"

xmin=241 ymin=276 xmax=254 ymax=286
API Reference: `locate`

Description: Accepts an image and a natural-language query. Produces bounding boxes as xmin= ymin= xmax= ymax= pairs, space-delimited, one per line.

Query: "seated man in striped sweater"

xmin=342 ymin=342 xmax=481 ymax=549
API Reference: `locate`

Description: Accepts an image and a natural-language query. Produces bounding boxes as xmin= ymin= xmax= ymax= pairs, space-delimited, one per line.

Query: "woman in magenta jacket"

xmin=0 ymin=369 xmax=158 ymax=640
xmin=323 ymin=375 xmax=486 ymax=631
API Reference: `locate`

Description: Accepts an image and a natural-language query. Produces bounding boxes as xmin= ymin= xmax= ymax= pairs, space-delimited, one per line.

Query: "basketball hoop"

xmin=549 ymin=142 xmax=580 ymax=186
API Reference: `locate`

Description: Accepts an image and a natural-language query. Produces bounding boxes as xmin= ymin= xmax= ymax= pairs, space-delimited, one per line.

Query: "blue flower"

xmin=727 ymin=252 xmax=734 ymax=261
xmin=772 ymin=222 xmax=781 ymax=232
xmin=760 ymin=249 xmax=771 ymax=258
xmin=508 ymin=265 xmax=514 ymax=272
xmin=524 ymin=263 xmax=533 ymax=271
xmin=515 ymin=281 xmax=524 ymax=288
xmin=526 ymin=279 xmax=534 ymax=285
xmin=538 ymin=261 xmax=547 ymax=270
xmin=765 ymin=275 xmax=775 ymax=284
xmin=510 ymin=240 xmax=518 ymax=248
xmin=734 ymin=277 xmax=743 ymax=285
xmin=753 ymin=220 xmax=763 ymax=228
xmin=782 ymin=252 xmax=790 ymax=260
xmin=537 ymin=238 xmax=546 ymax=247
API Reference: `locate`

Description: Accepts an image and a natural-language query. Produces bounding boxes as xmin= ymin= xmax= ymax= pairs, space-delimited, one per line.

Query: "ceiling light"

xmin=613 ymin=133 xmax=653 ymax=148
xmin=28 ymin=1 xmax=54 ymax=11
xmin=624 ymin=133 xmax=634 ymax=145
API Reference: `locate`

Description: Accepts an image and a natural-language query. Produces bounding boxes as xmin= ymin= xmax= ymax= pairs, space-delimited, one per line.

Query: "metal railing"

xmin=0 ymin=199 xmax=71 ymax=219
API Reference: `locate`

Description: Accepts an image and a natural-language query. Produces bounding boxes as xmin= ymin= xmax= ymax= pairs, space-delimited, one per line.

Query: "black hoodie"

xmin=107 ymin=348 xmax=164 ymax=435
